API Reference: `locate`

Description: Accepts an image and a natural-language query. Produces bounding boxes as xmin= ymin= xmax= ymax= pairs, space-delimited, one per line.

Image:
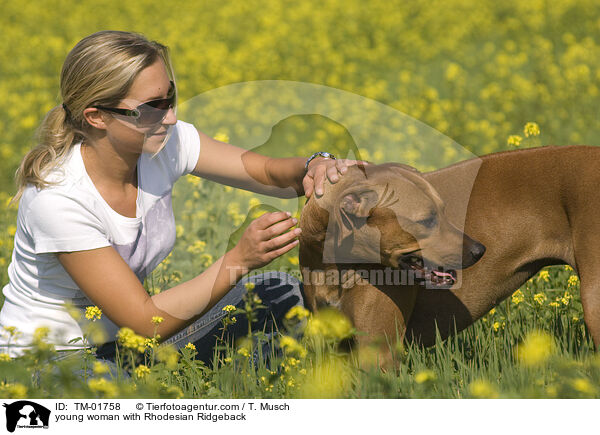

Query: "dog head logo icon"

xmin=3 ymin=401 xmax=51 ymax=432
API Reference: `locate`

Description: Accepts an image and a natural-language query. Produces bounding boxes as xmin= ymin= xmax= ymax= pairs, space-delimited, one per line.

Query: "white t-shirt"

xmin=0 ymin=120 xmax=201 ymax=357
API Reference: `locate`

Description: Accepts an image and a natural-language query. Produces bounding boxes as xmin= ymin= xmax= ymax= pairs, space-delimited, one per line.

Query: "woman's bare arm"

xmin=56 ymin=211 xmax=300 ymax=340
xmin=191 ymin=128 xmax=368 ymax=199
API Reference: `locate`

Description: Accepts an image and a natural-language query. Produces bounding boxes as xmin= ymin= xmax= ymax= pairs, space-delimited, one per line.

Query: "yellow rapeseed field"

xmin=0 ymin=0 xmax=599 ymax=399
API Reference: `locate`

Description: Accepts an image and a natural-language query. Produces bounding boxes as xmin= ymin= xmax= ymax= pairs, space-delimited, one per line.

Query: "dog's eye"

xmin=418 ymin=215 xmax=437 ymax=229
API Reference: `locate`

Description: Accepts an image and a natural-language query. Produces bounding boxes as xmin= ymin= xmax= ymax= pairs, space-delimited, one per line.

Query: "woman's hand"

xmin=303 ymin=157 xmax=370 ymax=199
xmin=230 ymin=211 xmax=300 ymax=271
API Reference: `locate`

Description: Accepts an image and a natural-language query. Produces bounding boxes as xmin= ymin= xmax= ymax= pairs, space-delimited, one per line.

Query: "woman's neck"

xmin=81 ymin=139 xmax=139 ymax=193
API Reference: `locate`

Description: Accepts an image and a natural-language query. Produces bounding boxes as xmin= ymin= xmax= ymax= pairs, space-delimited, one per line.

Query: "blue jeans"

xmin=95 ymin=271 xmax=305 ymax=368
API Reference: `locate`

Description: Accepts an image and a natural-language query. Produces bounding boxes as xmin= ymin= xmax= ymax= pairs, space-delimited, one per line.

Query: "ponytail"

xmin=11 ymin=103 xmax=84 ymax=204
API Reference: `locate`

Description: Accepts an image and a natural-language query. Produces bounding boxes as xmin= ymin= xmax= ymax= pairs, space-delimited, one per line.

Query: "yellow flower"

xmin=0 ymin=353 xmax=11 ymax=362
xmin=287 ymin=256 xmax=299 ymax=266
xmin=83 ymin=321 xmax=108 ymax=344
xmin=7 ymin=225 xmax=16 ymax=237
xmin=549 ymin=301 xmax=560 ymax=308
xmin=157 ymin=345 xmax=180 ymax=370
xmin=135 ymin=364 xmax=151 ymax=379
xmin=151 ymin=316 xmax=164 ymax=325
xmin=524 ymin=122 xmax=540 ymax=137
xmin=512 ymin=290 xmax=525 ymax=305
xmin=304 ymin=308 xmax=353 ymax=341
xmin=534 ymin=293 xmax=547 ymax=305
xmin=248 ymin=197 xmax=261 ymax=209
xmin=0 ymin=382 xmax=28 ymax=398
xmin=244 ymin=282 xmax=256 ymax=291
xmin=285 ymin=305 xmax=310 ymax=321
xmin=237 ymin=347 xmax=250 ymax=358
xmin=517 ymin=330 xmax=555 ymax=367
xmin=415 ymin=370 xmax=437 ymax=384
xmin=186 ymin=240 xmax=206 ymax=254
xmin=85 ymin=306 xmax=102 ymax=321
xmin=213 ymin=132 xmax=230 ymax=143
xmin=33 ymin=326 xmax=50 ymax=342
xmin=145 ymin=337 xmax=159 ymax=349
xmin=93 ymin=361 xmax=110 ymax=375
xmin=571 ymin=378 xmax=596 ymax=395
xmin=567 ymin=275 xmax=579 ymax=287
xmin=297 ymin=355 xmax=351 ymax=398
xmin=561 ymin=291 xmax=572 ymax=305
xmin=469 ymin=380 xmax=499 ymax=398
xmin=116 ymin=327 xmax=147 ymax=353
xmin=538 ymin=270 xmax=550 ymax=282
xmin=488 ymin=308 xmax=496 ymax=316
xmin=507 ymin=135 xmax=523 ymax=147
xmin=88 ymin=378 xmax=118 ymax=398
xmin=279 ymin=335 xmax=307 ymax=358
xmin=64 ymin=302 xmax=82 ymax=321
xmin=199 ymin=253 xmax=213 ymax=267
xmin=184 ymin=342 xmax=196 ymax=351
xmin=186 ymin=175 xmax=202 ymax=186
xmin=222 ymin=305 xmax=236 ymax=313
xmin=565 ymin=265 xmax=573 ymax=272
xmin=163 ymin=385 xmax=184 ymax=399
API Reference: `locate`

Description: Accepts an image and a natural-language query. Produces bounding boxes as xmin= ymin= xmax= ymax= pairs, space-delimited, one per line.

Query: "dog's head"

xmin=318 ymin=162 xmax=485 ymax=288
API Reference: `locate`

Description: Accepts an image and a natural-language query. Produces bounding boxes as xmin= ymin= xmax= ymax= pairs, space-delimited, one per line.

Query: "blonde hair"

xmin=11 ymin=30 xmax=175 ymax=204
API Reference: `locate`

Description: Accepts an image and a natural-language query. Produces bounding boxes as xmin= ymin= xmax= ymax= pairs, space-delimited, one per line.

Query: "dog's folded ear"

xmin=335 ymin=188 xmax=379 ymax=248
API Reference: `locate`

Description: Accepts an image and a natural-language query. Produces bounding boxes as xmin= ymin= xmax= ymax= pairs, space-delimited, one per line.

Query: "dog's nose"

xmin=470 ymin=242 xmax=486 ymax=262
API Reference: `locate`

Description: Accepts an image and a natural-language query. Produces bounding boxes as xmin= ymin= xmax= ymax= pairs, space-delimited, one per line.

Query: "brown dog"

xmin=407 ymin=145 xmax=599 ymax=348
xmin=300 ymin=145 xmax=600 ymax=361
xmin=298 ymin=161 xmax=486 ymax=363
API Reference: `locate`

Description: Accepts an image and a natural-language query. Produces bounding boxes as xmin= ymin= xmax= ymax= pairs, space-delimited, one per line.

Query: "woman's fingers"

xmin=312 ymin=164 xmax=328 ymax=196
xmin=262 ymin=225 xmax=301 ymax=253
xmin=254 ymin=210 xmax=300 ymax=253
xmin=336 ymin=158 xmax=348 ymax=174
xmin=260 ymin=215 xmax=298 ymax=240
xmin=326 ymin=162 xmax=340 ymax=183
xmin=265 ymin=237 xmax=299 ymax=260
xmin=303 ymin=174 xmax=314 ymax=198
xmin=304 ymin=157 xmax=369 ymax=199
xmin=253 ymin=211 xmax=292 ymax=231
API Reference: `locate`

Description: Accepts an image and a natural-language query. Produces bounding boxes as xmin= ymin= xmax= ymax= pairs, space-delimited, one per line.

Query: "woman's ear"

xmin=82 ymin=107 xmax=108 ymax=130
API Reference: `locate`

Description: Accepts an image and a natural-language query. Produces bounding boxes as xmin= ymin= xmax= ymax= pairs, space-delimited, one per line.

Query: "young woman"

xmin=0 ymin=30 xmax=365 ymax=366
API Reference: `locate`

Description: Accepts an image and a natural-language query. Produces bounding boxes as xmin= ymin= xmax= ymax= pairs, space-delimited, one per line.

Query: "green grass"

xmin=2 ymin=0 xmax=600 ymax=398
xmin=0 ymin=259 xmax=597 ymax=399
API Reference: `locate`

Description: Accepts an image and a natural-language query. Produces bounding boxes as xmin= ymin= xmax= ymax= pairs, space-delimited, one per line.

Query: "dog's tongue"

xmin=431 ymin=269 xmax=456 ymax=283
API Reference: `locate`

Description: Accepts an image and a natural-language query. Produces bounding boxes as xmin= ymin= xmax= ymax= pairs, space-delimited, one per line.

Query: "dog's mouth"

xmin=398 ymin=254 xmax=457 ymax=287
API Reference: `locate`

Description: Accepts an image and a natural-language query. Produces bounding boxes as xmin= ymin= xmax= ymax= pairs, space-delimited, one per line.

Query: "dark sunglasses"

xmin=94 ymin=81 xmax=176 ymax=127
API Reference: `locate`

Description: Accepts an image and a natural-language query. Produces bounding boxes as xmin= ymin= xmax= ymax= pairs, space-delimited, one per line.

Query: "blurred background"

xmin=1 ymin=0 xmax=599 ymax=292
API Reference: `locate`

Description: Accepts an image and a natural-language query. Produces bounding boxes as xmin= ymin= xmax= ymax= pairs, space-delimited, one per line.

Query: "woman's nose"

xmin=163 ymin=106 xmax=177 ymax=125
